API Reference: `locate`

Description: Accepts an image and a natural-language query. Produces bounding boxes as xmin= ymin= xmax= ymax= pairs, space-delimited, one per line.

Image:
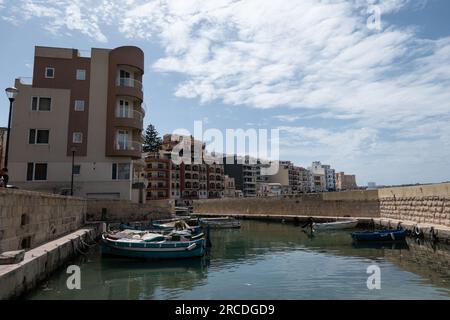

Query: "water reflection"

xmin=27 ymin=220 xmax=450 ymax=300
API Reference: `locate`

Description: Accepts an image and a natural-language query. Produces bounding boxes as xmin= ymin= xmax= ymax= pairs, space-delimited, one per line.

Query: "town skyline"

xmin=1 ymin=0 xmax=450 ymax=186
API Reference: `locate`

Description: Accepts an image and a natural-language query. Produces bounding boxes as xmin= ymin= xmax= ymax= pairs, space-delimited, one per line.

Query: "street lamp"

xmin=70 ymin=146 xmax=77 ymax=196
xmin=4 ymin=87 xmax=18 ymax=169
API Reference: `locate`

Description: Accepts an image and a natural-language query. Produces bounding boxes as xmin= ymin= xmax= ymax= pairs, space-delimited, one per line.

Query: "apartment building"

xmin=8 ymin=46 xmax=145 ymax=200
xmin=223 ymin=155 xmax=262 ymax=197
xmin=144 ymin=152 xmax=170 ymax=200
xmin=336 ymin=172 xmax=358 ymax=191
xmin=257 ymin=182 xmax=282 ymax=197
xmin=309 ymin=161 xmax=336 ymax=192
xmin=264 ymin=161 xmax=313 ymax=194
xmin=0 ymin=127 xmax=6 ymax=168
xmin=224 ymin=175 xmax=236 ymax=197
xmin=207 ymin=163 xmax=225 ymax=198
xmin=145 ymin=134 xmax=224 ymax=200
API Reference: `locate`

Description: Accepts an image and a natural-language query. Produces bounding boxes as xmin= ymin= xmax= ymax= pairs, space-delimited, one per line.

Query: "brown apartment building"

xmin=145 ymin=134 xmax=224 ymax=200
xmin=8 ymin=46 xmax=145 ymax=200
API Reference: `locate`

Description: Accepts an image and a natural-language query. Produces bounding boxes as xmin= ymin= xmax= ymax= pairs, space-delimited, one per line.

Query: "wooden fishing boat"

xmin=199 ymin=217 xmax=241 ymax=229
xmin=312 ymin=219 xmax=358 ymax=231
xmin=351 ymin=229 xmax=407 ymax=242
xmin=101 ymin=231 xmax=207 ymax=259
xmin=151 ymin=219 xmax=202 ymax=234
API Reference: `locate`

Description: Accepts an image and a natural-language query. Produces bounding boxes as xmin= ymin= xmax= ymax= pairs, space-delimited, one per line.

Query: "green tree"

xmin=143 ymin=124 xmax=162 ymax=152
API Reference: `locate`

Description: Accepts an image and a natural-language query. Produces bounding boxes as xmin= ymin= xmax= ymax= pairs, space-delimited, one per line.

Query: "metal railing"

xmin=114 ymin=140 xmax=142 ymax=152
xmin=116 ymin=77 xmax=143 ymax=91
xmin=115 ymin=108 xmax=144 ymax=122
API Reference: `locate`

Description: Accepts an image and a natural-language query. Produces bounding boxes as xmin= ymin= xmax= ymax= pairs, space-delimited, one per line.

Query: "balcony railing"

xmin=116 ymin=77 xmax=143 ymax=91
xmin=115 ymin=109 xmax=144 ymax=122
xmin=114 ymin=140 xmax=142 ymax=152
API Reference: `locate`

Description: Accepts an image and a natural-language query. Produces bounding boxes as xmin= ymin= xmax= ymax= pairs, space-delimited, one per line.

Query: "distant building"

xmin=224 ymin=175 xmax=236 ymax=197
xmin=309 ymin=161 xmax=336 ymax=192
xmin=147 ymin=134 xmax=224 ymax=200
xmin=257 ymin=182 xmax=282 ymax=197
xmin=336 ymin=172 xmax=357 ymax=191
xmin=263 ymin=160 xmax=312 ymax=194
xmin=367 ymin=182 xmax=377 ymax=190
xmin=0 ymin=127 xmax=7 ymax=168
xmin=223 ymin=155 xmax=261 ymax=197
xmin=144 ymin=152 xmax=170 ymax=200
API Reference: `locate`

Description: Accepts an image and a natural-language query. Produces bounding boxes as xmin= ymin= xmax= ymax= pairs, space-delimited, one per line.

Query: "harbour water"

xmin=26 ymin=220 xmax=450 ymax=300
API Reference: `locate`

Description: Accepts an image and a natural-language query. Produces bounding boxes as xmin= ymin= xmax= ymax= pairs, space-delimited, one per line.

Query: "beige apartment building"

xmin=336 ymin=172 xmax=358 ymax=191
xmin=8 ymin=46 xmax=145 ymax=200
xmin=264 ymin=160 xmax=312 ymax=194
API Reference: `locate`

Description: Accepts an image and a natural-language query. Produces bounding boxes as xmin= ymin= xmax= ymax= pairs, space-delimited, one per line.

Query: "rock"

xmin=0 ymin=250 xmax=25 ymax=265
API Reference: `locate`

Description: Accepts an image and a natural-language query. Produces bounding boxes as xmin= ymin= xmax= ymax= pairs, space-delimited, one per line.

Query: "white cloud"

xmin=1 ymin=0 xmax=449 ymax=184
xmin=4 ymin=0 xmax=108 ymax=42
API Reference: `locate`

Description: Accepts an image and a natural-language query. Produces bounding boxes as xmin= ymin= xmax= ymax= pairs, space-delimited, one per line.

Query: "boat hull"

xmin=199 ymin=217 xmax=241 ymax=229
xmin=313 ymin=220 xmax=358 ymax=230
xmin=101 ymin=237 xmax=206 ymax=260
xmin=351 ymin=229 xmax=407 ymax=242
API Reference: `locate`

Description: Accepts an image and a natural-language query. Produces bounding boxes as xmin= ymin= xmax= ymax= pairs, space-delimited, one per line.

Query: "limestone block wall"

xmin=0 ymin=189 xmax=86 ymax=253
xmin=86 ymin=199 xmax=174 ymax=222
xmin=193 ymin=191 xmax=380 ymax=218
xmin=379 ymin=183 xmax=450 ymax=227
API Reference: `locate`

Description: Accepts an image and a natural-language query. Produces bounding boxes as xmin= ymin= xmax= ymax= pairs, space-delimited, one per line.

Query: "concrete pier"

xmin=0 ymin=227 xmax=100 ymax=300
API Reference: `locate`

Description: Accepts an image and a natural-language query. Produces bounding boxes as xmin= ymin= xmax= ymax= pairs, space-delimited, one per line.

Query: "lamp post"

xmin=70 ymin=147 xmax=77 ymax=196
xmin=4 ymin=87 xmax=18 ymax=169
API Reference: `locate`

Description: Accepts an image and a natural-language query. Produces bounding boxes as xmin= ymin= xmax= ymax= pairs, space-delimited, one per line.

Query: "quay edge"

xmin=0 ymin=226 xmax=102 ymax=300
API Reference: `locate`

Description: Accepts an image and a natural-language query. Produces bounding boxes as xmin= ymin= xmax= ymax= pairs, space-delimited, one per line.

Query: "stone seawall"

xmin=0 ymin=189 xmax=86 ymax=253
xmin=194 ymin=191 xmax=380 ymax=218
xmin=194 ymin=183 xmax=450 ymax=228
xmin=86 ymin=199 xmax=174 ymax=222
xmin=379 ymin=184 xmax=450 ymax=227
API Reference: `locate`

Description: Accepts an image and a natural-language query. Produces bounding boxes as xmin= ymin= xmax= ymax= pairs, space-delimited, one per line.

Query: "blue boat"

xmin=101 ymin=233 xmax=207 ymax=260
xmin=351 ymin=229 xmax=407 ymax=242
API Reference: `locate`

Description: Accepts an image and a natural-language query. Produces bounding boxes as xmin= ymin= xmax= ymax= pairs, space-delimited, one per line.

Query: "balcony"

xmin=116 ymin=77 xmax=142 ymax=91
xmin=115 ymin=77 xmax=143 ymax=100
xmin=113 ymin=140 xmax=142 ymax=158
xmin=114 ymin=109 xmax=144 ymax=130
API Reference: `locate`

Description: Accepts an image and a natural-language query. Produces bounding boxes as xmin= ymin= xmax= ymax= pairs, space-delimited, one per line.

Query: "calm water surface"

xmin=27 ymin=220 xmax=450 ymax=300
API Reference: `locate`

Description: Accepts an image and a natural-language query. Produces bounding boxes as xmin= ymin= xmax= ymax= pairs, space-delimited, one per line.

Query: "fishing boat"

xmin=101 ymin=230 xmax=207 ymax=259
xmin=351 ymin=229 xmax=407 ymax=242
xmin=312 ymin=219 xmax=358 ymax=231
xmin=199 ymin=217 xmax=241 ymax=229
xmin=151 ymin=219 xmax=202 ymax=234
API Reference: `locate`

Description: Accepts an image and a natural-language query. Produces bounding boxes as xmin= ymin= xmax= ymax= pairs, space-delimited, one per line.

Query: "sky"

xmin=0 ymin=0 xmax=449 ymax=186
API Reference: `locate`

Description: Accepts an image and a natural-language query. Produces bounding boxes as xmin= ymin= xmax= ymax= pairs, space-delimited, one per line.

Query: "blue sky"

xmin=0 ymin=0 xmax=449 ymax=186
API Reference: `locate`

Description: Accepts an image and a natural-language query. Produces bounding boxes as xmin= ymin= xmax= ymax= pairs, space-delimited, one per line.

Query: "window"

xmin=74 ymin=100 xmax=85 ymax=111
xmin=73 ymin=132 xmax=83 ymax=144
xmin=116 ymin=130 xmax=129 ymax=150
xmin=76 ymin=69 xmax=86 ymax=80
xmin=26 ymin=163 xmax=48 ymax=181
xmin=117 ymin=99 xmax=132 ymax=118
xmin=112 ymin=163 xmax=131 ymax=180
xmin=29 ymin=129 xmax=49 ymax=144
xmin=118 ymin=69 xmax=132 ymax=86
xmin=31 ymin=97 xmax=51 ymax=111
xmin=45 ymin=67 xmax=55 ymax=78
xmin=73 ymin=165 xmax=81 ymax=175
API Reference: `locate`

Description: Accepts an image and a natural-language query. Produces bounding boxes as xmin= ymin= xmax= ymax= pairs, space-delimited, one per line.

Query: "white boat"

xmin=199 ymin=217 xmax=241 ymax=229
xmin=312 ymin=219 xmax=359 ymax=231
